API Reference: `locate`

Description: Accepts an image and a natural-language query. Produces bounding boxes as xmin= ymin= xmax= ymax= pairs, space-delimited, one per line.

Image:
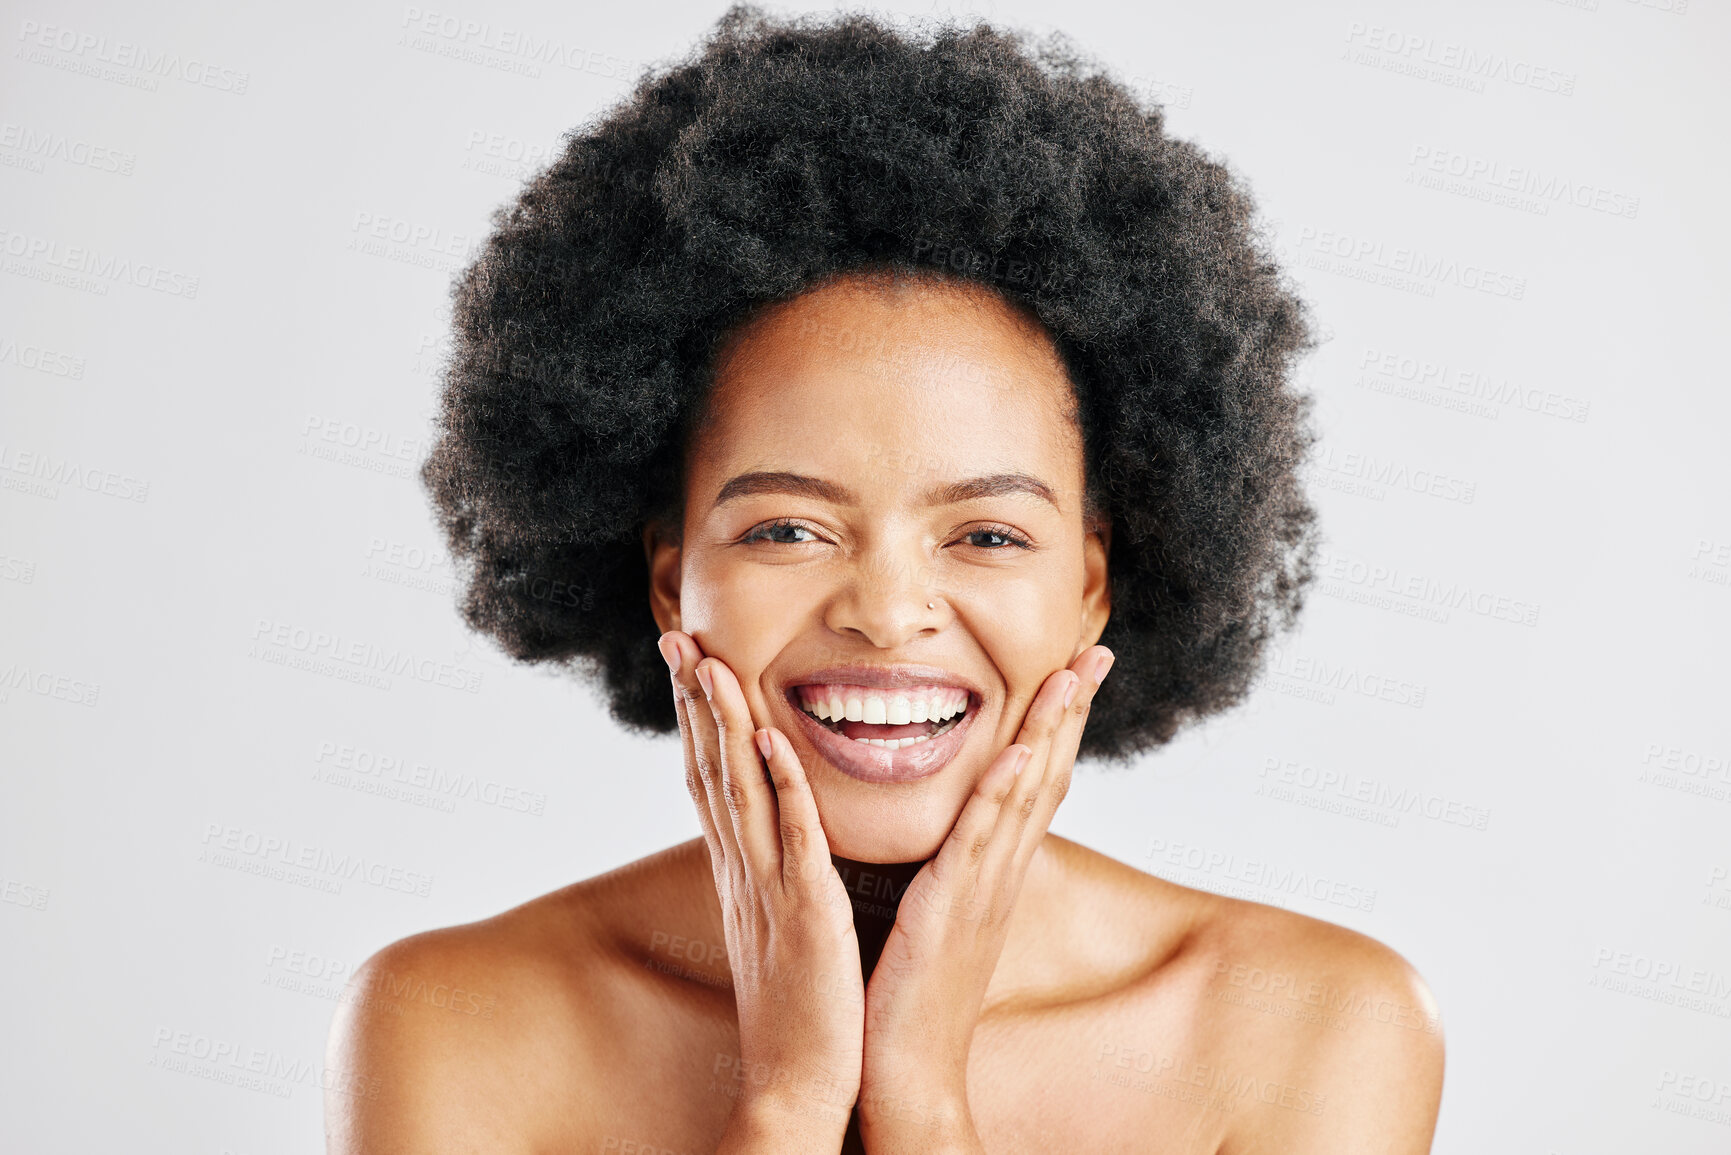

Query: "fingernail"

xmin=1013 ymin=746 xmax=1033 ymax=775
xmin=658 ymin=634 xmax=680 ymax=674
xmin=756 ymin=730 xmax=773 ymax=760
xmin=695 ymin=663 xmax=714 ymax=699
xmin=1062 ymin=672 xmax=1080 ymax=709
xmin=1092 ymin=650 xmax=1115 ymax=686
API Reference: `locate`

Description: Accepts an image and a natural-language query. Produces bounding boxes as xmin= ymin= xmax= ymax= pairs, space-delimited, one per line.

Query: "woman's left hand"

xmin=855 ymin=644 xmax=1115 ymax=1153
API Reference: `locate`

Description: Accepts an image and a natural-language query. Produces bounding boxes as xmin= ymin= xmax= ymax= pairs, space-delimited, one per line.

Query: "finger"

xmin=977 ymin=668 xmax=1077 ymax=891
xmin=758 ymin=727 xmax=833 ymax=892
xmin=1052 ymin=646 xmax=1113 ymax=775
xmin=1031 ymin=645 xmax=1113 ymax=813
xmin=1009 ymin=646 xmax=1114 ymax=877
xmin=917 ymin=742 xmax=1030 ymax=921
xmin=660 ymin=632 xmax=724 ymax=865
xmin=663 ymin=632 xmax=742 ymax=875
xmin=700 ymin=656 xmax=780 ymax=874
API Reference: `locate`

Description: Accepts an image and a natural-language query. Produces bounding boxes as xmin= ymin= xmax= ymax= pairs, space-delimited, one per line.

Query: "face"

xmin=646 ymin=273 xmax=1110 ymax=862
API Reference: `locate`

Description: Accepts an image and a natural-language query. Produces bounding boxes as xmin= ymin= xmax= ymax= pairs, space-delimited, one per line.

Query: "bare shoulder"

xmin=1181 ymin=888 xmax=1446 ymax=1153
xmin=324 ymin=841 xmax=709 ymax=1154
xmin=1042 ymin=839 xmax=1443 ymax=1153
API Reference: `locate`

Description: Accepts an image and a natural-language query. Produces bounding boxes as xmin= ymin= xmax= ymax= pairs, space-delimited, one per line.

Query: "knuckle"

xmin=694 ymin=751 xmax=720 ymax=782
xmin=722 ymin=775 xmax=750 ymax=813
xmin=967 ymin=833 xmax=992 ymax=863
xmin=779 ymin=820 xmax=807 ymax=853
xmin=1018 ymin=791 xmax=1041 ymax=821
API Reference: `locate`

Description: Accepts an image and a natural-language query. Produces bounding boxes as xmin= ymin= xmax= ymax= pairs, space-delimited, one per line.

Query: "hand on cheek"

xmin=855 ymin=644 xmax=1115 ymax=1148
xmin=657 ymin=630 xmax=866 ymax=1145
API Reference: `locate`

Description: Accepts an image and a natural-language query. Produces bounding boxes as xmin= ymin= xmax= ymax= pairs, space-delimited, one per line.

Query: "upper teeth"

xmin=796 ymin=685 xmax=968 ymax=725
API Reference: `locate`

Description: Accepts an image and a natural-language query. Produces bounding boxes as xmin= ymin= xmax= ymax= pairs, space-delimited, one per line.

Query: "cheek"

xmin=958 ymin=573 xmax=1078 ymax=726
xmin=680 ymin=556 xmax=799 ymax=707
xmin=683 ymin=551 xmax=802 ymax=629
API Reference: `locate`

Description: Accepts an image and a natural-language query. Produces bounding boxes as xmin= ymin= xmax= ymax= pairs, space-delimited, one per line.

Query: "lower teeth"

xmin=814 ymin=711 xmax=962 ymax=750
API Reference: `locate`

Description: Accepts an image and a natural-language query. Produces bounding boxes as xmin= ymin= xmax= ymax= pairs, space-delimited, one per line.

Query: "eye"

xmin=741 ymin=518 xmax=821 ymax=545
xmin=958 ymin=525 xmax=1033 ymax=551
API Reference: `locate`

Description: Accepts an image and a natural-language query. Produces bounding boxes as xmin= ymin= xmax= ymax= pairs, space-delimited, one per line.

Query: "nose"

xmin=821 ymin=544 xmax=945 ymax=647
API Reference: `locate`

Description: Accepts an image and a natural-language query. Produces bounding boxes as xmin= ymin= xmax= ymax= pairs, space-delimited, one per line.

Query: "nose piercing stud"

xmin=928 ymin=602 xmax=935 ymax=609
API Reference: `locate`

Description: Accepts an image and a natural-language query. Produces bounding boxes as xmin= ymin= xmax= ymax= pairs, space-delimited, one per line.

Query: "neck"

xmin=828 ymin=854 xmax=927 ymax=979
xmin=829 ymin=854 xmax=927 ymax=1155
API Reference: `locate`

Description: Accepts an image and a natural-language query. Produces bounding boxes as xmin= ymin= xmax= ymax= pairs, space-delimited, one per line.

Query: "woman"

xmin=327 ymin=8 xmax=1444 ymax=1152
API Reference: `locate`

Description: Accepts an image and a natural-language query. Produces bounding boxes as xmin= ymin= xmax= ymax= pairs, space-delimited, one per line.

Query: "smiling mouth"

xmin=786 ymin=684 xmax=974 ymax=750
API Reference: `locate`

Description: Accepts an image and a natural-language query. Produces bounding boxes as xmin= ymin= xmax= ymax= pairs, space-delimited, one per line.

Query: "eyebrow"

xmin=712 ymin=470 xmax=1059 ymax=512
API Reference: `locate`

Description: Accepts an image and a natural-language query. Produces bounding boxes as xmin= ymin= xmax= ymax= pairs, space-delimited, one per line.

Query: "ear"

xmin=1075 ymin=517 xmax=1111 ymax=658
xmin=643 ymin=520 xmax=683 ymax=634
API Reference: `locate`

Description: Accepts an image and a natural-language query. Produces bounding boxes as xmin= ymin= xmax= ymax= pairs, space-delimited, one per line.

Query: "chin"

xmin=821 ymin=818 xmax=949 ymax=865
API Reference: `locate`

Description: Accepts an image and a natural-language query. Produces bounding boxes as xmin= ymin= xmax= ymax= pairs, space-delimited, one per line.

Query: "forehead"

xmin=692 ymin=275 xmax=1083 ymax=502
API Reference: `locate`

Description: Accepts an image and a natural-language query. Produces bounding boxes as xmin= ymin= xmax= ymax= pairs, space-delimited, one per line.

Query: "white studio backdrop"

xmin=2 ymin=0 xmax=1727 ymax=1151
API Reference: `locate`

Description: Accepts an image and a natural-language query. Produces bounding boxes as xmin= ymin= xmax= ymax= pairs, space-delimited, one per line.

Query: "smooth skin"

xmin=666 ymin=627 xmax=1107 ymax=1152
xmin=326 ymin=274 xmax=1444 ymax=1154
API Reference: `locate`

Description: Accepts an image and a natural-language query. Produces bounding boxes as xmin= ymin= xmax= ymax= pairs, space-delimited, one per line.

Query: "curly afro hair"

xmin=420 ymin=4 xmax=1321 ymax=764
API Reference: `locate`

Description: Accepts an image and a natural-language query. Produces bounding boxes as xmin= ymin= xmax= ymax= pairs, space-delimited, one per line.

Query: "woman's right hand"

xmin=658 ymin=631 xmax=864 ymax=1152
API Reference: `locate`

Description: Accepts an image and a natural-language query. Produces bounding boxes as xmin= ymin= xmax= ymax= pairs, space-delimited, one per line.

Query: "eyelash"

xmin=741 ymin=518 xmax=1034 ymax=551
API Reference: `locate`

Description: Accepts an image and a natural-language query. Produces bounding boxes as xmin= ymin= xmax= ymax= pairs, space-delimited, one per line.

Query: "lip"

xmin=784 ymin=664 xmax=983 ymax=696
xmin=780 ymin=665 xmax=984 ymax=785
